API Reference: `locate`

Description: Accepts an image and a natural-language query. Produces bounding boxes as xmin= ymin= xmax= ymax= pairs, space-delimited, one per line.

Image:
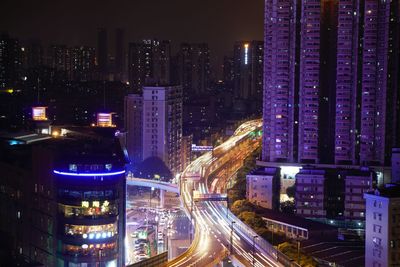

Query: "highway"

xmin=168 ymin=119 xmax=283 ymax=267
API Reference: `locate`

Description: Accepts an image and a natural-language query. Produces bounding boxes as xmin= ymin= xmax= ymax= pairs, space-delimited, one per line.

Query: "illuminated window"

xmin=81 ymin=201 xmax=89 ymax=208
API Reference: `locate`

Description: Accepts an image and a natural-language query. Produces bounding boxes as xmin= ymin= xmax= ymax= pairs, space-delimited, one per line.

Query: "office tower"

xmin=176 ymin=43 xmax=210 ymax=100
xmin=71 ymin=46 xmax=96 ymax=81
xmin=48 ymin=45 xmax=73 ymax=80
xmin=125 ymin=94 xmax=143 ymax=166
xmin=0 ymin=33 xmax=22 ymax=89
xmin=142 ymin=85 xmax=182 ymax=175
xmin=246 ymin=167 xmax=280 ymax=210
xmin=0 ymin=133 xmax=126 ymax=267
xmin=128 ymin=40 xmax=171 ymax=93
xmin=97 ymin=28 xmax=108 ymax=78
xmin=232 ymin=41 xmax=263 ymax=100
xmin=115 ymin=28 xmax=125 ymax=81
xmin=364 ymin=184 xmax=400 ymax=267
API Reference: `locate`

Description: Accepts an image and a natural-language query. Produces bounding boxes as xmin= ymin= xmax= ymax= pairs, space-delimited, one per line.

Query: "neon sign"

xmin=53 ymin=170 xmax=125 ymax=177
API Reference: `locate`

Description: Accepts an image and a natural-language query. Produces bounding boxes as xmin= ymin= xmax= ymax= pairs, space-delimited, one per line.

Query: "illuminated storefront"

xmin=55 ymin=165 xmax=125 ymax=267
xmin=32 ymin=106 xmax=48 ymax=121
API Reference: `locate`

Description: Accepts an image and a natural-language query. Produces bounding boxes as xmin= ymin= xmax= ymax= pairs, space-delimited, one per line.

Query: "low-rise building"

xmin=392 ymin=148 xmax=400 ymax=183
xmin=364 ymin=184 xmax=400 ymax=267
xmin=295 ymin=166 xmax=375 ymax=224
xmin=246 ymin=167 xmax=280 ymax=209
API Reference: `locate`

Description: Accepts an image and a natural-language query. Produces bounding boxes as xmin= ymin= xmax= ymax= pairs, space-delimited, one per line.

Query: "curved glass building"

xmin=54 ymin=154 xmax=126 ymax=266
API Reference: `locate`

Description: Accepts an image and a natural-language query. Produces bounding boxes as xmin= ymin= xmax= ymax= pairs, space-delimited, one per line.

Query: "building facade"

xmin=142 ymin=86 xmax=183 ymax=175
xmin=232 ymin=41 xmax=263 ymax=101
xmin=295 ymin=166 xmax=374 ymax=223
xmin=97 ymin=28 xmax=108 ymax=78
xmin=175 ymin=43 xmax=210 ymax=101
xmin=128 ymin=40 xmax=171 ymax=93
xmin=0 ymin=133 xmax=126 ymax=267
xmin=125 ymin=94 xmax=143 ymax=166
xmin=392 ymin=148 xmax=400 ymax=183
xmin=246 ymin=167 xmax=280 ymax=210
xmin=364 ymin=184 xmax=400 ymax=267
xmin=0 ymin=33 xmax=22 ymax=89
xmin=262 ymin=0 xmax=400 ymax=166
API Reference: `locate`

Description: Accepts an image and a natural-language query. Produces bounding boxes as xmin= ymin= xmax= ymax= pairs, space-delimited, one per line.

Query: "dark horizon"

xmin=0 ymin=0 xmax=264 ymax=68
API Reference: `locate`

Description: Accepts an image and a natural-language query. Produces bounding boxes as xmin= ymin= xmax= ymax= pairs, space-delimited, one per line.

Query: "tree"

xmin=231 ymin=199 xmax=253 ymax=215
xmin=286 ymin=184 xmax=296 ymax=199
xmin=238 ymin=211 xmax=265 ymax=229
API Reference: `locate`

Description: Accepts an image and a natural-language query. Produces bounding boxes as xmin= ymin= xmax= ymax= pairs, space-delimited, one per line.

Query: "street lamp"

xmin=190 ymin=187 xmax=195 ymax=243
xmin=270 ymin=222 xmax=274 ymax=246
xmin=230 ymin=221 xmax=236 ymax=254
xmin=226 ymin=188 xmax=230 ymax=218
xmin=98 ymin=248 xmax=103 ymax=267
xmin=252 ymin=235 xmax=258 ymax=267
xmin=296 ymin=235 xmax=301 ymax=264
xmin=166 ymin=225 xmax=171 ymax=259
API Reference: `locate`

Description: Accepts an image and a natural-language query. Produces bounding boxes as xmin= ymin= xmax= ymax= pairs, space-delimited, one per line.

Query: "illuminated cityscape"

xmin=1 ymin=1 xmax=400 ymax=267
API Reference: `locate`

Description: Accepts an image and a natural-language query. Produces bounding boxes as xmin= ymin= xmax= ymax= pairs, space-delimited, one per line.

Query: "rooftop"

xmin=256 ymin=207 xmax=337 ymax=232
xmin=365 ymin=183 xmax=400 ymax=198
xmin=248 ymin=166 xmax=280 ymax=176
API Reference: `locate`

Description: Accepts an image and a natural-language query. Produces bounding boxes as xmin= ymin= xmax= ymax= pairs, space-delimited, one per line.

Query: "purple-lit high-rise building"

xmin=298 ymin=0 xmax=321 ymax=163
xmin=263 ymin=0 xmax=400 ymax=167
xmin=262 ymin=0 xmax=297 ymax=163
xmin=335 ymin=0 xmax=394 ymax=166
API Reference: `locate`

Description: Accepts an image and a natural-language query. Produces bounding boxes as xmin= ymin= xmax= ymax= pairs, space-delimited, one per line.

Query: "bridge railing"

xmin=225 ymin=205 xmax=301 ymax=267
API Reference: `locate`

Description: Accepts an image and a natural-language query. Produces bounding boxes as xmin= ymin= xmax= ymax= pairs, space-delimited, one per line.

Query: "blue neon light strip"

xmin=53 ymin=170 xmax=125 ymax=177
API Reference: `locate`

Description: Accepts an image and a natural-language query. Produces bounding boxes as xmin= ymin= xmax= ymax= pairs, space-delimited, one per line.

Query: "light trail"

xmin=168 ymin=118 xmax=283 ymax=267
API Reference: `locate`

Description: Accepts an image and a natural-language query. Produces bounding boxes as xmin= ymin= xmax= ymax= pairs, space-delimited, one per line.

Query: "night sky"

xmin=1 ymin=0 xmax=264 ymax=67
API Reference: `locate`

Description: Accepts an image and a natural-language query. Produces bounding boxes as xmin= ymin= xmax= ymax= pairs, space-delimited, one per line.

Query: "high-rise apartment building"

xmin=232 ymin=41 xmax=263 ymax=101
xmin=128 ymin=40 xmax=171 ymax=93
xmin=335 ymin=0 xmax=393 ymax=166
xmin=22 ymin=41 xmax=44 ymax=69
xmin=262 ymin=0 xmax=400 ymax=166
xmin=125 ymin=94 xmax=143 ymax=166
xmin=262 ymin=0 xmax=298 ymax=163
xmin=97 ymin=28 xmax=108 ymax=78
xmin=176 ymin=43 xmax=210 ymax=101
xmin=47 ymin=45 xmax=95 ymax=81
xmin=48 ymin=45 xmax=73 ymax=80
xmin=71 ymin=46 xmax=96 ymax=81
xmin=114 ymin=28 xmax=125 ymax=81
xmin=0 ymin=33 xmax=22 ymax=89
xmin=142 ymin=86 xmax=182 ymax=175
xmin=392 ymin=148 xmax=400 ymax=183
xmin=364 ymin=184 xmax=400 ymax=267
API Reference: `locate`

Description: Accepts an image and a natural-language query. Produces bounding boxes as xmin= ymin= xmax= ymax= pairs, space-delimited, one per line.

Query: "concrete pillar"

xmin=160 ymin=189 xmax=165 ymax=208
